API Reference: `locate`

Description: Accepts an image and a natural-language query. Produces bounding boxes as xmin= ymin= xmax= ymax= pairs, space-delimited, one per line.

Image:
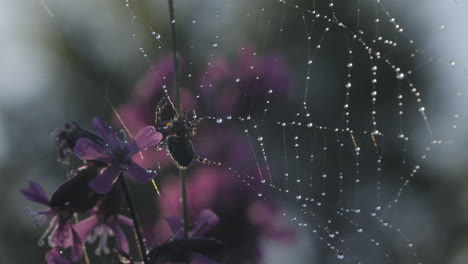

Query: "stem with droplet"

xmin=180 ymin=168 xmax=189 ymax=239
xmin=168 ymin=0 xmax=181 ymax=116
xmin=119 ymin=175 xmax=149 ymax=264
xmin=167 ymin=2 xmax=190 ymax=264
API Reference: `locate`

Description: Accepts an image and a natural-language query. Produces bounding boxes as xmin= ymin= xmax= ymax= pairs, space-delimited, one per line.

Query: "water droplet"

xmin=418 ymin=107 xmax=425 ymax=112
xmin=307 ymin=60 xmax=313 ymax=65
xmin=375 ymin=206 xmax=382 ymax=211
xmin=354 ymin=147 xmax=360 ymax=152
xmin=307 ymin=122 xmax=313 ymax=128
xmin=337 ymin=252 xmax=344 ymax=260
xmin=268 ymin=89 xmax=273 ymax=93
xmin=347 ymin=63 xmax=353 ymax=68
xmin=371 ymin=91 xmax=377 ymax=96
xmin=345 ymin=82 xmax=352 ymax=88
xmin=216 ymin=118 xmax=223 ymax=124
xmin=152 ymin=32 xmax=161 ymax=40
xmin=257 ymin=137 xmax=263 ymax=142
xmin=257 ymin=193 xmax=263 ymax=197
xmin=357 ymin=228 xmax=363 ymax=233
xmin=396 ymin=73 xmax=405 ymax=80
xmin=450 ymin=60 xmax=456 ymax=66
xmin=226 ymin=115 xmax=232 ymax=120
xmin=212 ymin=42 xmax=218 ymax=48
xmin=296 ymin=195 xmax=302 ymax=200
xmin=371 ymin=66 xmax=378 ymax=71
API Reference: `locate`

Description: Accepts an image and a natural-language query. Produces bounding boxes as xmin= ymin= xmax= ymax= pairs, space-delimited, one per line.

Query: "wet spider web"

xmin=117 ymin=0 xmax=465 ymax=263
xmin=32 ymin=0 xmax=467 ymax=263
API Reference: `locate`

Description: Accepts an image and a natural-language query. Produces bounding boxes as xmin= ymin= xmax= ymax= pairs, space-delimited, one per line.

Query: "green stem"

xmin=119 ymin=175 xmax=149 ymax=264
xmin=167 ymin=1 xmax=190 ymax=263
xmin=168 ymin=0 xmax=181 ymax=115
xmin=180 ymin=169 xmax=189 ymax=239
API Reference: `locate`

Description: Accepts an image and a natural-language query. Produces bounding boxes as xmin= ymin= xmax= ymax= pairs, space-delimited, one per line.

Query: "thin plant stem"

xmin=119 ymin=175 xmax=149 ymax=264
xmin=180 ymin=168 xmax=189 ymax=239
xmin=167 ymin=2 xmax=190 ymax=264
xmin=167 ymin=0 xmax=181 ymax=115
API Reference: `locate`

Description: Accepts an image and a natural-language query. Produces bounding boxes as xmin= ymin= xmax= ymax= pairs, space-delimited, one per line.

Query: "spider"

xmin=155 ymin=95 xmax=218 ymax=169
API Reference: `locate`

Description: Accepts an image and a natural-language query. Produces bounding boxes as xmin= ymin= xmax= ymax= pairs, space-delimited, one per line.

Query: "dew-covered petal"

xmin=127 ymin=126 xmax=162 ymax=156
xmin=74 ymin=215 xmax=99 ymax=242
xmin=190 ymin=209 xmax=219 ymax=238
xmin=73 ymin=138 xmax=112 ymax=163
xmin=125 ymin=162 xmax=156 ymax=184
xmin=116 ymin=214 xmax=133 ymax=228
xmin=89 ymin=165 xmax=121 ymax=194
xmin=92 ymin=117 xmax=121 ymax=150
xmin=45 ymin=248 xmax=71 ymax=264
xmin=108 ymin=222 xmax=130 ymax=254
xmin=71 ymin=228 xmax=83 ymax=262
xmin=21 ymin=181 xmax=50 ymax=206
xmin=166 ymin=216 xmax=183 ymax=239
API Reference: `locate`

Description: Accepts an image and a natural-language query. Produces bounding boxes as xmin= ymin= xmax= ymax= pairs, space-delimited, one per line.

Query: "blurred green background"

xmin=2 ymin=0 xmax=468 ymax=263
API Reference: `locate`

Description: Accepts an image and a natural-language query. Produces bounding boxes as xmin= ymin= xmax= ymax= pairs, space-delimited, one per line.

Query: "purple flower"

xmin=45 ymin=248 xmax=71 ymax=264
xmin=150 ymin=209 xmax=223 ymax=264
xmin=52 ymin=122 xmax=104 ymax=165
xmin=73 ymin=117 xmax=162 ymax=194
xmin=74 ymin=186 xmax=133 ymax=256
xmin=21 ymin=181 xmax=83 ymax=263
xmin=155 ymin=168 xmax=295 ymax=263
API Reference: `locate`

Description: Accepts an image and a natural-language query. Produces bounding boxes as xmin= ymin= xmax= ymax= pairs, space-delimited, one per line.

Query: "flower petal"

xmin=166 ymin=216 xmax=183 ymax=239
xmin=89 ymin=165 xmax=121 ymax=194
xmin=74 ymin=215 xmax=99 ymax=242
xmin=192 ymin=253 xmax=219 ymax=264
xmin=45 ymin=248 xmax=71 ymax=264
xmin=73 ymin=138 xmax=112 ymax=163
xmin=127 ymin=126 xmax=162 ymax=156
xmin=21 ymin=181 xmax=50 ymax=206
xmin=117 ymin=214 xmax=133 ymax=228
xmin=125 ymin=162 xmax=156 ymax=184
xmin=71 ymin=228 xmax=83 ymax=262
xmin=190 ymin=209 xmax=219 ymax=238
xmin=108 ymin=222 xmax=130 ymax=254
xmin=50 ymin=221 xmax=74 ymax=248
xmin=92 ymin=117 xmax=121 ymax=150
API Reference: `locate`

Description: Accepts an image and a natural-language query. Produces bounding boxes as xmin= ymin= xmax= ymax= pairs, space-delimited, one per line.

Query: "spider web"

xmin=25 ymin=0 xmax=467 ymax=263
xmin=118 ymin=0 xmax=464 ymax=263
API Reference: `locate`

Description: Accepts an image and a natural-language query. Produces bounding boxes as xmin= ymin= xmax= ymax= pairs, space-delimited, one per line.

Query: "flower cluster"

xmin=22 ymin=49 xmax=294 ymax=264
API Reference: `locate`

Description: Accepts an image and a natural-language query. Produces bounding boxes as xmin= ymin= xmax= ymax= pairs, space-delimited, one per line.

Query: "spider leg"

xmin=195 ymin=155 xmax=222 ymax=166
xmin=155 ymin=96 xmax=170 ymax=125
xmin=156 ymin=140 xmax=167 ymax=150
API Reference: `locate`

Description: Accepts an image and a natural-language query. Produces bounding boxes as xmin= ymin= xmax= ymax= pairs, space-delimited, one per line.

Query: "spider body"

xmin=155 ymin=96 xmax=199 ymax=168
xmin=159 ymin=117 xmax=196 ymax=168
